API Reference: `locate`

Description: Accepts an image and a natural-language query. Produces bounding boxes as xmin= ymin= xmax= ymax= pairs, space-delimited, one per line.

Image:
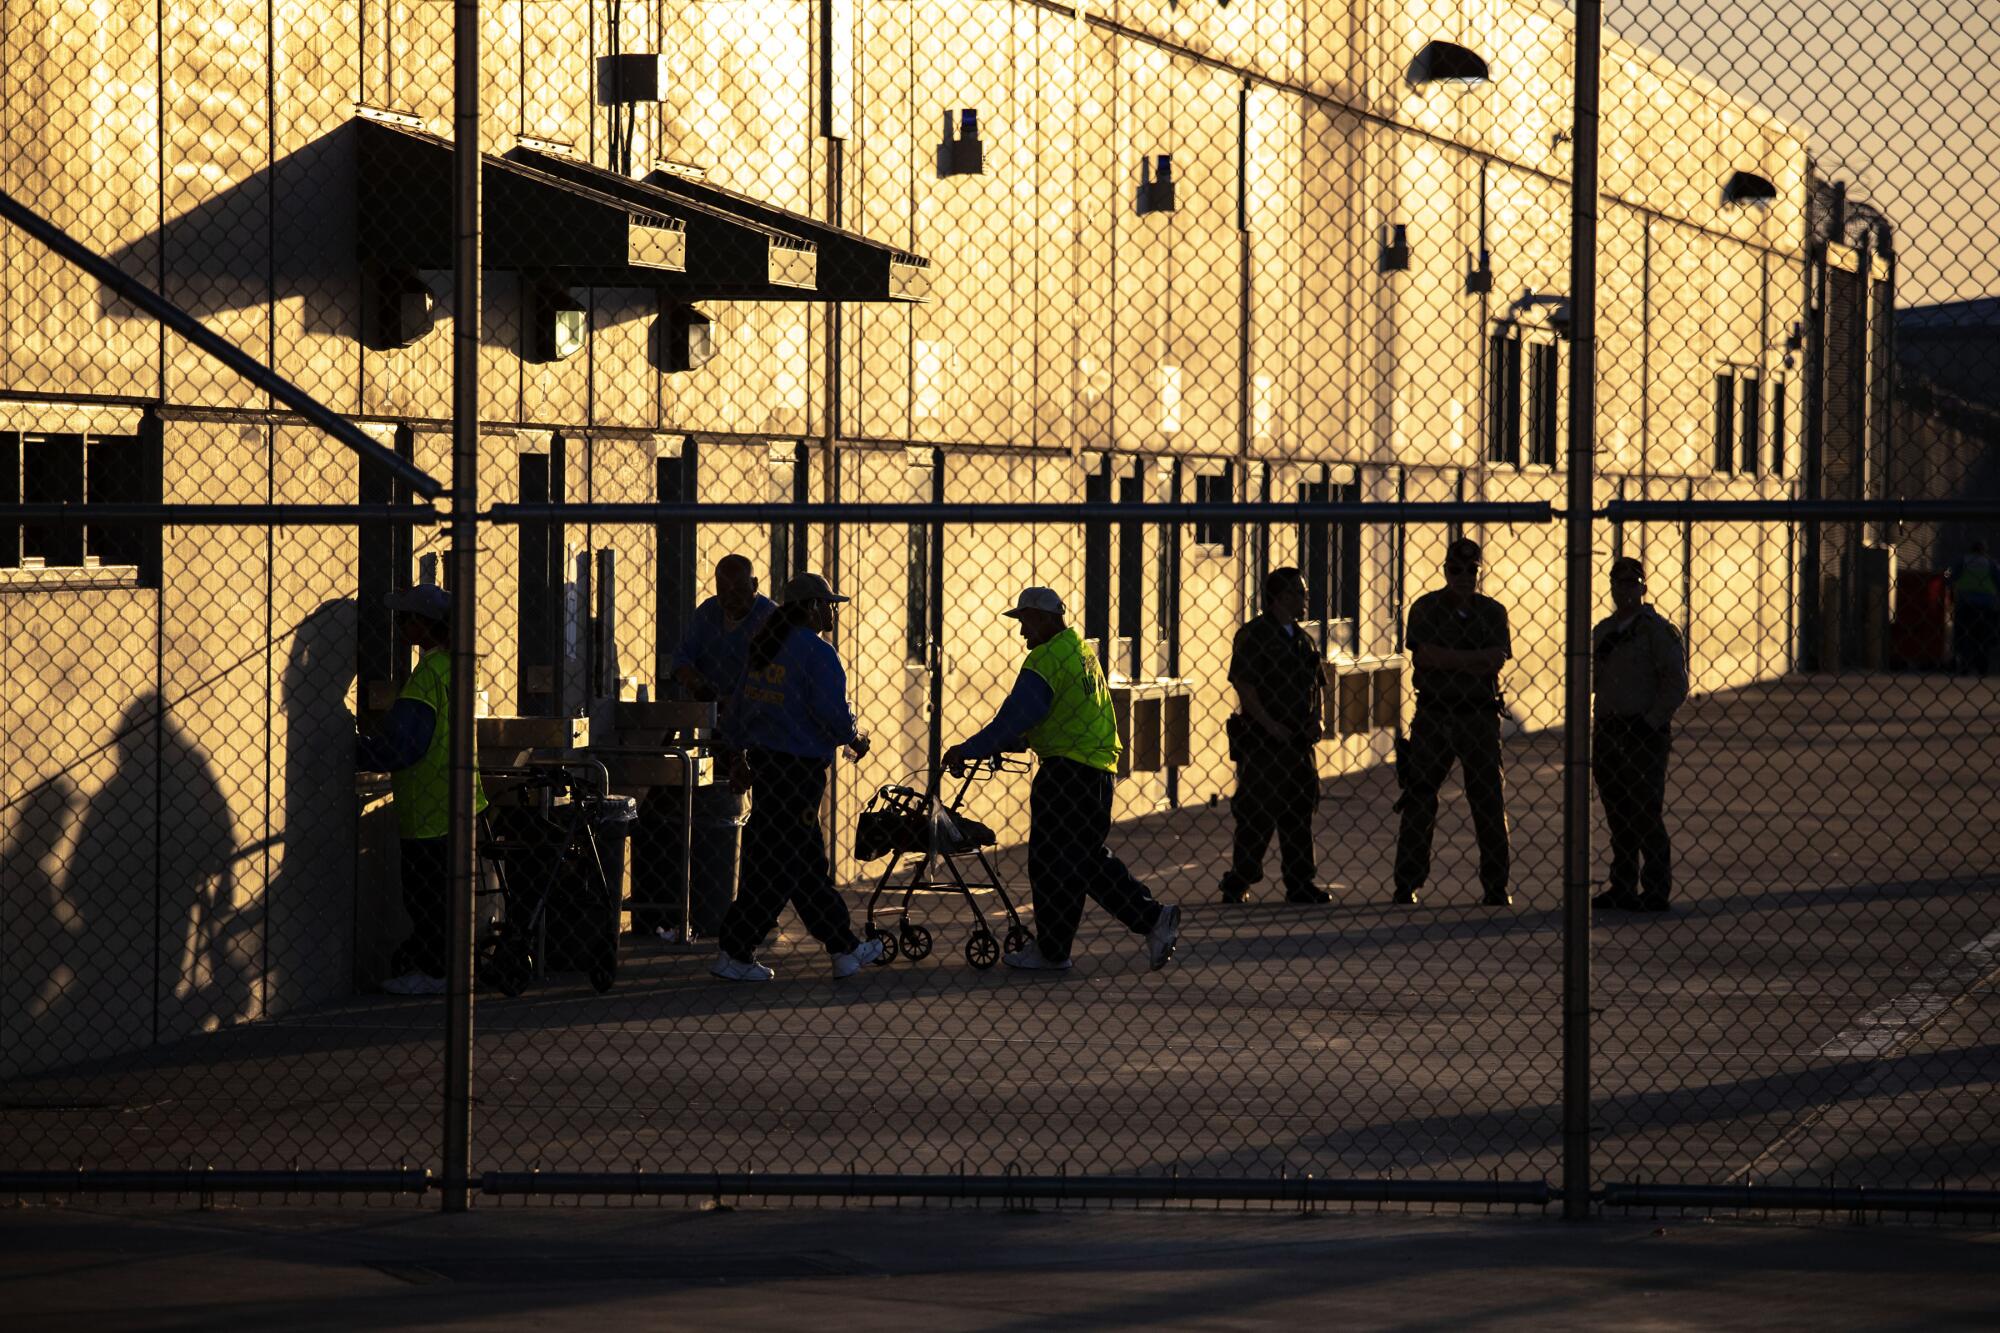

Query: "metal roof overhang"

xmin=511 ymin=145 xmax=931 ymax=303
xmin=356 ymin=117 xmax=811 ymax=294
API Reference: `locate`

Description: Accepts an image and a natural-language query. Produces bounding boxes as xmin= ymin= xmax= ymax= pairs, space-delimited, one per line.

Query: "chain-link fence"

xmin=2 ymin=0 xmax=1996 ymax=1215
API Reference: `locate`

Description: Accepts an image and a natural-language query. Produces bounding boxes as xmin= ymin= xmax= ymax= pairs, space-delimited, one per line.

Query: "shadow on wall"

xmin=273 ymin=598 xmax=363 ymax=1004
xmin=99 ymin=124 xmax=357 ymax=339
xmin=2 ymin=694 xmax=247 ymax=1077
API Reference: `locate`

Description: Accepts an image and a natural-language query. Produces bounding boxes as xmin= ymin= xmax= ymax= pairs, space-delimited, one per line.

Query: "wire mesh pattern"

xmin=1 ymin=0 xmax=1997 ymax=1207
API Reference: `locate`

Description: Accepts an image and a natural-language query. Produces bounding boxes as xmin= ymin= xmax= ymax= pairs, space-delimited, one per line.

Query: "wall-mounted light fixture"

xmin=371 ymin=268 xmax=437 ymax=349
xmin=1721 ymin=170 xmax=1777 ymax=205
xmin=1407 ymin=41 xmax=1490 ymax=87
xmin=527 ymin=283 xmax=587 ymax=362
xmin=1779 ymin=319 xmax=1805 ymax=369
xmin=1465 ymin=248 xmax=1493 ymax=293
xmin=1378 ymin=224 xmax=1410 ymax=273
xmin=596 ymin=53 xmax=669 ymax=104
xmin=937 ymin=109 xmax=983 ymax=177
xmin=656 ymin=304 xmax=717 ymax=373
xmin=1136 ymin=154 xmax=1176 ymax=214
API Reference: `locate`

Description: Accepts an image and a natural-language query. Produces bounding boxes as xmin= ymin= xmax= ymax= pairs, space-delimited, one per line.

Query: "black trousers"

xmin=1955 ymin=602 xmax=1998 ymax=675
xmin=1028 ymin=757 xmax=1165 ymax=963
xmin=1393 ymin=706 xmax=1511 ymax=896
xmin=1595 ymin=717 xmax=1672 ymax=904
xmin=719 ymin=749 xmax=860 ymax=963
xmin=396 ymin=835 xmax=449 ymax=978
xmin=1222 ymin=735 xmax=1319 ymax=895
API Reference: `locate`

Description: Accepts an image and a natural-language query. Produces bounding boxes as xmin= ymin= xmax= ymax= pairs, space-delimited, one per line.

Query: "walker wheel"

xmin=484 ymin=935 xmax=530 ymax=997
xmin=867 ymin=925 xmax=899 ymax=966
xmin=965 ymin=929 xmax=1000 ymax=970
xmin=1003 ymin=924 xmax=1031 ymax=956
xmin=900 ymin=923 xmax=934 ymax=962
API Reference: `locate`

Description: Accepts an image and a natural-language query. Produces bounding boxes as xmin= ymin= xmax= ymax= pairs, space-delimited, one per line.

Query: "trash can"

xmin=631 ymin=782 xmax=743 ymax=940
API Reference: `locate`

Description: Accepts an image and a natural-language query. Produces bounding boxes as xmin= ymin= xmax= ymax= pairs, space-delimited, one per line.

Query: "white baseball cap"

xmin=1002 ymin=587 xmax=1066 ymax=619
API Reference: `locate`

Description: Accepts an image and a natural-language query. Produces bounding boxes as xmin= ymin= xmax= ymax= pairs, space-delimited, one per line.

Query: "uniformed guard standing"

xmin=1392 ymin=538 xmax=1513 ymax=907
xmin=1590 ymin=557 xmax=1688 ymax=913
xmin=943 ymin=587 xmax=1181 ymax=972
xmin=1220 ymin=566 xmax=1331 ymax=905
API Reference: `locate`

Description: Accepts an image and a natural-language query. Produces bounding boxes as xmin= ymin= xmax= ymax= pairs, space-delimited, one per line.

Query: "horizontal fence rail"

xmin=1600 ymin=1184 xmax=2000 ymax=1216
xmin=1604 ymin=500 xmax=2000 ymax=522
xmin=0 ymin=1169 xmax=433 ymax=1196
xmin=487 ymin=501 xmax=1557 ymax=525
xmin=477 ymin=1172 xmax=1557 ymax=1207
xmin=0 ymin=504 xmax=441 ymax=526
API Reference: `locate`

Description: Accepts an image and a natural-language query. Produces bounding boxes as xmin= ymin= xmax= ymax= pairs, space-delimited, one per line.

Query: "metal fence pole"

xmin=1563 ymin=0 xmax=1604 ymax=1223
xmin=441 ymin=0 xmax=482 ymax=1214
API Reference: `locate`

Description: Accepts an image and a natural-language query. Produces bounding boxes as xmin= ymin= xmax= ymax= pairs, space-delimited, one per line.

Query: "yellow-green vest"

xmin=1020 ymin=628 xmax=1122 ymax=774
xmin=392 ymin=648 xmax=489 ymax=839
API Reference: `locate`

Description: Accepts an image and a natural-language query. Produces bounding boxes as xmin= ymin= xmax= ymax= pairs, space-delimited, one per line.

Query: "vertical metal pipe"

xmin=1800 ymin=242 xmax=1828 ymax=668
xmin=1561 ymin=0 xmax=1603 ymax=1224
xmin=442 ymin=0 xmax=482 ymax=1214
xmin=926 ymin=451 xmax=945 ymax=789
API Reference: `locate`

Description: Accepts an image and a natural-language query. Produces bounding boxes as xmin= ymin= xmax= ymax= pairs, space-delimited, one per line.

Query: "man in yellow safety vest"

xmin=356 ymin=584 xmax=487 ymax=995
xmin=943 ymin=587 xmax=1180 ymax=972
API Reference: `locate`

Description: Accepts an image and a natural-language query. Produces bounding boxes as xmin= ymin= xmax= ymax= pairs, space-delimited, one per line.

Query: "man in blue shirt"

xmin=711 ymin=572 xmax=881 ymax=982
xmin=671 ymin=553 xmax=776 ymax=750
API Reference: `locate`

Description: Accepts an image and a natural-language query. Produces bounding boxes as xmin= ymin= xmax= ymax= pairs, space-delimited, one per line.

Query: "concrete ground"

xmin=5 ymin=1203 xmax=2000 ymax=1330
xmin=4 ymin=672 xmax=1997 ymax=1196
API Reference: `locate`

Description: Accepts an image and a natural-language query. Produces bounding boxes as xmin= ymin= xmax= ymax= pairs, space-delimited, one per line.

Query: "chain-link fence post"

xmin=1562 ymin=0 xmax=1605 ymax=1224
xmin=440 ymin=0 xmax=483 ymax=1216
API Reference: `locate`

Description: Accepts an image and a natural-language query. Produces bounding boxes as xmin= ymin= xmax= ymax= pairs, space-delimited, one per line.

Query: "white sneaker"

xmin=1002 ymin=942 xmax=1073 ymax=972
xmin=383 ymin=971 xmax=446 ymax=996
xmin=831 ymin=937 xmax=885 ymax=978
xmin=710 ymin=954 xmax=775 ymax=983
xmin=1146 ymin=903 xmax=1180 ymax=971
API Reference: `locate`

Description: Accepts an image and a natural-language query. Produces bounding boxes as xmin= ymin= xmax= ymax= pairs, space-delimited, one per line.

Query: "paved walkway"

xmin=4 ymin=673 xmax=1997 ymax=1195
xmin=6 ymin=1205 xmax=1999 ymax=1330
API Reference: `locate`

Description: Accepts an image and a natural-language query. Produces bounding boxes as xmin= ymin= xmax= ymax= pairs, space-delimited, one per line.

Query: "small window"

xmin=2 ymin=430 xmax=160 ymax=585
xmin=1739 ymin=375 xmax=1762 ymax=475
xmin=1770 ymin=380 xmax=1787 ymax=475
xmin=1487 ymin=330 xmax=1523 ymax=466
xmin=1194 ymin=470 xmax=1233 ymax=553
xmin=1713 ymin=373 xmax=1736 ymax=474
xmin=1528 ymin=342 xmax=1560 ymax=467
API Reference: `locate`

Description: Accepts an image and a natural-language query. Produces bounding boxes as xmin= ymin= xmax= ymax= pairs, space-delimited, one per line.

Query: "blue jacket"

xmin=733 ymin=627 xmax=860 ymax=763
xmin=672 ymin=593 xmax=777 ymax=741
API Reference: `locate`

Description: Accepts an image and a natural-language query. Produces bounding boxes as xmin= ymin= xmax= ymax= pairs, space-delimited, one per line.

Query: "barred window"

xmin=0 ymin=429 xmax=160 ymax=586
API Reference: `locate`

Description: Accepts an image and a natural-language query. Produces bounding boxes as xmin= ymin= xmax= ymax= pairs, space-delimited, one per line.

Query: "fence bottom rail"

xmin=0 ymin=1168 xmax=433 ymax=1196
xmin=475 ymin=1171 xmax=1555 ymax=1206
xmin=1600 ymin=1183 xmax=2000 ymax=1215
